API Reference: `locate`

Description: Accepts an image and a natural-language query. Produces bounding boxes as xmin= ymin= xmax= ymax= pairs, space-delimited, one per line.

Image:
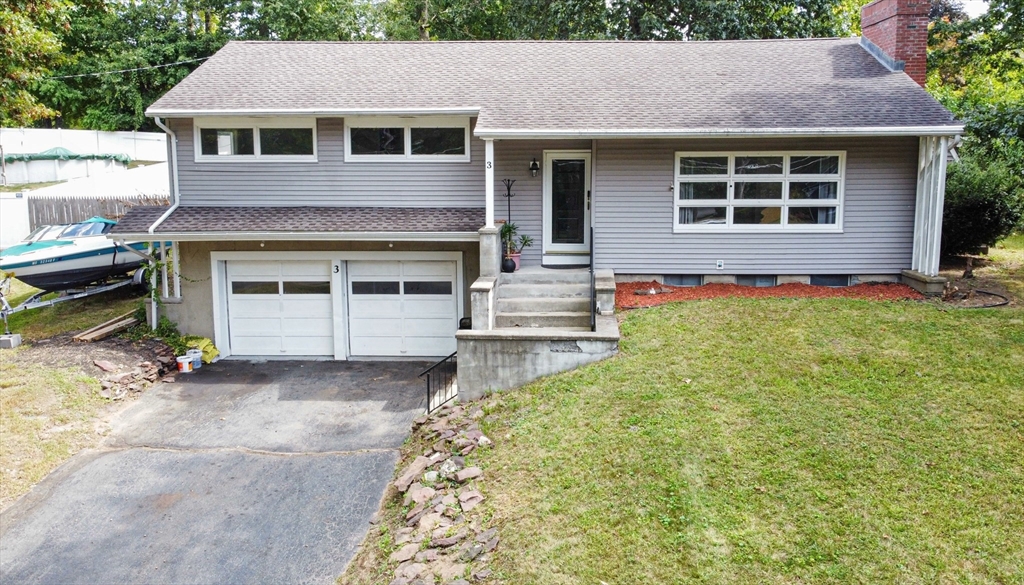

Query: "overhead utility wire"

xmin=44 ymin=57 xmax=211 ymax=80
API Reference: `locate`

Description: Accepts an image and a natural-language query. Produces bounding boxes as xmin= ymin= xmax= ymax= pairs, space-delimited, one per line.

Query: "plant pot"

xmin=508 ymin=253 xmax=521 ymax=271
xmin=501 ymin=256 xmax=516 ymax=273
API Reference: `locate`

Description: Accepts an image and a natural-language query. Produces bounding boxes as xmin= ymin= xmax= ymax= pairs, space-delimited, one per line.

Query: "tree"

xmin=32 ymin=0 xmax=230 ymax=130
xmin=237 ymin=0 xmax=375 ymax=41
xmin=928 ymin=0 xmax=1024 ymax=246
xmin=0 ymin=0 xmax=74 ymax=125
xmin=607 ymin=0 xmax=856 ymax=40
xmin=379 ymin=0 xmax=608 ymax=41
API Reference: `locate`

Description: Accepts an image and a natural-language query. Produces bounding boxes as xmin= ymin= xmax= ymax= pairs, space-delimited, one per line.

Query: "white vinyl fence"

xmin=1 ymin=128 xmax=167 ymax=162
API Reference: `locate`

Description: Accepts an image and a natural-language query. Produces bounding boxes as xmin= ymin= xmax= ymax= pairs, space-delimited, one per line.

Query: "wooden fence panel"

xmin=27 ymin=194 xmax=169 ymax=229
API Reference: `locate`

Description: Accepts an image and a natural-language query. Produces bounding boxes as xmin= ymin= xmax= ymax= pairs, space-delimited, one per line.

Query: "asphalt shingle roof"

xmin=147 ymin=38 xmax=959 ymax=133
xmin=110 ymin=206 xmax=486 ymax=236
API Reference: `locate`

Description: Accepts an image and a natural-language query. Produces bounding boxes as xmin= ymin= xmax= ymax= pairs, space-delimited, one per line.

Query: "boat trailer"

xmin=0 ymin=272 xmax=145 ymax=335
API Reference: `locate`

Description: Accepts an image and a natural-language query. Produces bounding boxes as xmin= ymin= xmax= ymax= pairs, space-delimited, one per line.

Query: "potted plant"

xmin=500 ymin=222 xmax=533 ymax=271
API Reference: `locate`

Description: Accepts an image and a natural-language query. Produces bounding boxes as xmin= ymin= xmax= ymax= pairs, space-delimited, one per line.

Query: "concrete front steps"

xmin=495 ymin=267 xmax=593 ymax=330
xmin=456 ymin=266 xmax=620 ymax=400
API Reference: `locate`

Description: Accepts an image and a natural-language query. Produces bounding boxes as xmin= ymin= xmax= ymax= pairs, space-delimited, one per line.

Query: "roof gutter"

xmin=107 ymin=231 xmax=483 ymax=243
xmin=145 ymin=107 xmax=481 ymax=118
xmin=474 ymin=126 xmax=965 ymax=140
xmin=149 ymin=117 xmax=179 ymax=235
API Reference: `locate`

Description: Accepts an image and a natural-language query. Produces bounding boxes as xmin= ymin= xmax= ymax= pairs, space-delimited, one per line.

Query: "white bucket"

xmin=176 ymin=355 xmax=194 ymax=373
xmin=187 ymin=349 xmax=203 ymax=369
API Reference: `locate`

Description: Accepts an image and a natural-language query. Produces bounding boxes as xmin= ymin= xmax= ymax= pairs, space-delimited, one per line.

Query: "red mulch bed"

xmin=617 ymin=281 xmax=924 ymax=309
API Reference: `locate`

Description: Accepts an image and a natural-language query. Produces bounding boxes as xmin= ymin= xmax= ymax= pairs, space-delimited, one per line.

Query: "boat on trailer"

xmin=0 ymin=217 xmax=150 ymax=291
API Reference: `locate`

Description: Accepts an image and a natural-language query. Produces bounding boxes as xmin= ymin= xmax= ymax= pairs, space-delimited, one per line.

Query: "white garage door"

xmin=226 ymin=260 xmax=334 ymax=356
xmin=348 ymin=260 xmax=458 ymax=357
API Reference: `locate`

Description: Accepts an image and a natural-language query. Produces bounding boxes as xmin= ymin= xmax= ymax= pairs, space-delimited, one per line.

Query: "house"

xmin=111 ymin=0 xmax=961 ymax=399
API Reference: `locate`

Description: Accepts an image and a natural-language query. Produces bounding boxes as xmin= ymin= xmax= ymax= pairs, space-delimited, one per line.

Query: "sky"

xmin=961 ymin=0 xmax=989 ymax=18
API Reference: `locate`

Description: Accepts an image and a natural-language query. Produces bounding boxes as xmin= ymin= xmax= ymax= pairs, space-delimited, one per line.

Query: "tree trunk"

xmin=419 ymin=0 xmax=431 ymax=41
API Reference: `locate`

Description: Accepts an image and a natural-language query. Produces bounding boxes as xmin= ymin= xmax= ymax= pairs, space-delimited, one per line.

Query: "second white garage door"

xmin=348 ymin=260 xmax=458 ymax=357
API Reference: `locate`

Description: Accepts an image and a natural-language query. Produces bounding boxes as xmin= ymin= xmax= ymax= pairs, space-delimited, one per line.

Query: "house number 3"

xmin=486 ymin=161 xmax=492 ymax=169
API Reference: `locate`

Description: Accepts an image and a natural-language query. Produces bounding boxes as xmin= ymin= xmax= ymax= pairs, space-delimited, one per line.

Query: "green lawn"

xmin=477 ymin=299 xmax=1024 ymax=584
xmin=2 ymin=276 xmax=142 ymax=340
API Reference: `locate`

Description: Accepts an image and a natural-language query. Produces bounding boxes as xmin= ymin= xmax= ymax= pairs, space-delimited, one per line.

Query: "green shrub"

xmin=941 ymin=154 xmax=1024 ymax=256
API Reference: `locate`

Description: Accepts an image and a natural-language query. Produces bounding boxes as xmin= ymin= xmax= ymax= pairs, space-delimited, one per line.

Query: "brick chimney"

xmin=860 ymin=0 xmax=929 ymax=86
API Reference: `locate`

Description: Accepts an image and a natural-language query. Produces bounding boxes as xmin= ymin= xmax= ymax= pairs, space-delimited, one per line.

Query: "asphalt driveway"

xmin=0 ymin=360 xmax=429 ymax=585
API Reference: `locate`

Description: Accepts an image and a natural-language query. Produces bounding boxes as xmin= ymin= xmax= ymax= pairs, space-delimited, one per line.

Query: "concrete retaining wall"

xmin=455 ymin=315 xmax=619 ymax=400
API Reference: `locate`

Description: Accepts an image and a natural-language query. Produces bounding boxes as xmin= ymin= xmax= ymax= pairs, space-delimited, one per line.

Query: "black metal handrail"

xmin=420 ymin=351 xmax=458 ymax=413
xmin=590 ymin=226 xmax=596 ymax=332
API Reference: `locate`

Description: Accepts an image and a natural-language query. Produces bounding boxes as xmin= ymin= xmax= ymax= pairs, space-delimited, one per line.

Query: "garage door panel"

xmin=281 ymin=336 xmax=333 ymax=355
xmin=349 ymin=318 xmax=403 ymax=337
xmin=401 ymin=262 xmax=456 ymax=277
xmin=228 ymin=299 xmax=282 ymax=317
xmin=281 ymin=261 xmax=331 ymax=277
xmin=349 ymin=262 xmax=401 ymax=277
xmin=404 ymin=298 xmax=458 ymax=315
xmin=281 ymin=298 xmax=332 ymax=312
xmin=349 ymin=299 xmax=403 ymax=315
xmin=228 ymin=261 xmax=279 ymax=276
xmin=282 ymin=318 xmax=334 ymax=336
xmin=231 ymin=336 xmax=282 ymax=355
xmin=403 ymin=317 xmax=456 ymax=336
xmin=405 ymin=337 xmax=457 ymax=356
xmin=231 ymin=318 xmax=283 ymax=335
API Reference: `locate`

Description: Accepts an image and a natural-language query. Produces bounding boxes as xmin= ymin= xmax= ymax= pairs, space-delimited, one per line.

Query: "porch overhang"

xmin=109 ymin=205 xmax=485 ymax=242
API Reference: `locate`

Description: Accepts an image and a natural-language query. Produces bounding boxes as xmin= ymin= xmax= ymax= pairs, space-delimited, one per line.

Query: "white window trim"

xmin=673 ymin=151 xmax=846 ymax=233
xmin=343 ymin=116 xmax=471 ymax=162
xmin=193 ymin=116 xmax=318 ymax=162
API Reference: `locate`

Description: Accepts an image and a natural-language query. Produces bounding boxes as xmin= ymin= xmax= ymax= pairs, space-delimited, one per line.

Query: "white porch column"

xmin=912 ymin=136 xmax=950 ymax=277
xmin=172 ymin=241 xmax=181 ymax=298
xmin=484 ymin=138 xmax=495 ymax=227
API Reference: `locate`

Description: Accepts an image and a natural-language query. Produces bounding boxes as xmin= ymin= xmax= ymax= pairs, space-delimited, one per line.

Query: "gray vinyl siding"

xmin=492 ymin=139 xmax=592 ymax=266
xmin=171 ymin=118 xmax=485 ymax=207
xmin=593 ymin=137 xmax=919 ymax=275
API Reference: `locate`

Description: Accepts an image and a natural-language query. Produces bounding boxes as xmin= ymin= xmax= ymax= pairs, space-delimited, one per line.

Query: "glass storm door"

xmin=543 ymin=151 xmax=591 ymax=255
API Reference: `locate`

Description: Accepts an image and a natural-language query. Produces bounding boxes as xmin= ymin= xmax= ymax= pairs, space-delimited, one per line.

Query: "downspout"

xmin=151 ymin=117 xmax=180 ymax=234
xmin=149 ymin=117 xmax=181 ymax=330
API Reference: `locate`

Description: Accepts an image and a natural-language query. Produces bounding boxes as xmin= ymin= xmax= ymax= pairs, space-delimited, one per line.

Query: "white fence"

xmin=0 ymin=162 xmax=170 ymax=248
xmin=27 ymin=194 xmax=170 ymax=229
xmin=1 ymin=128 xmax=167 ymax=162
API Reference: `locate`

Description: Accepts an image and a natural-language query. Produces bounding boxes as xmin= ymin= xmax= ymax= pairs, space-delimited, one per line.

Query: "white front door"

xmin=347 ymin=260 xmax=458 ymax=357
xmin=543 ymin=150 xmax=591 ymax=263
xmin=226 ymin=260 xmax=334 ymax=356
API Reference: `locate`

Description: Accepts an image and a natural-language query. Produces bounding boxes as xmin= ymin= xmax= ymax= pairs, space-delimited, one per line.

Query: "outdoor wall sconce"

xmin=529 ymin=158 xmax=540 ymax=177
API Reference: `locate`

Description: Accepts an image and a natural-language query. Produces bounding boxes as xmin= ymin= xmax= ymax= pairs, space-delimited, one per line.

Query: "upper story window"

xmin=193 ymin=117 xmax=317 ymax=162
xmin=344 ymin=117 xmax=471 ymax=162
xmin=674 ymin=151 xmax=845 ymax=233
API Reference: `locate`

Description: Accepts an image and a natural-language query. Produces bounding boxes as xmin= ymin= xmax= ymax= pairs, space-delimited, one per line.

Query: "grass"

xmin=476 ymin=299 xmax=1024 ymax=584
xmin=985 ymin=234 xmax=1024 ymax=301
xmin=0 ymin=181 xmax=65 ymax=193
xmin=0 ymin=353 xmax=108 ymax=509
xmin=2 ymin=276 xmax=143 ymax=340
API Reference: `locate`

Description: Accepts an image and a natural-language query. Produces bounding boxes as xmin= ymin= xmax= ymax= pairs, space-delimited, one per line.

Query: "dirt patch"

xmin=1 ymin=334 xmax=174 ymax=511
xmin=939 ymin=255 xmax=1020 ymax=308
xmin=616 ymin=281 xmax=924 ymax=309
xmin=6 ymin=334 xmax=172 ymax=375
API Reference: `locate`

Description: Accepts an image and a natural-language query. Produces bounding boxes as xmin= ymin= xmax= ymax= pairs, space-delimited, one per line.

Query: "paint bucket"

xmin=176 ymin=355 xmax=194 ymax=373
xmin=187 ymin=349 xmax=203 ymax=370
